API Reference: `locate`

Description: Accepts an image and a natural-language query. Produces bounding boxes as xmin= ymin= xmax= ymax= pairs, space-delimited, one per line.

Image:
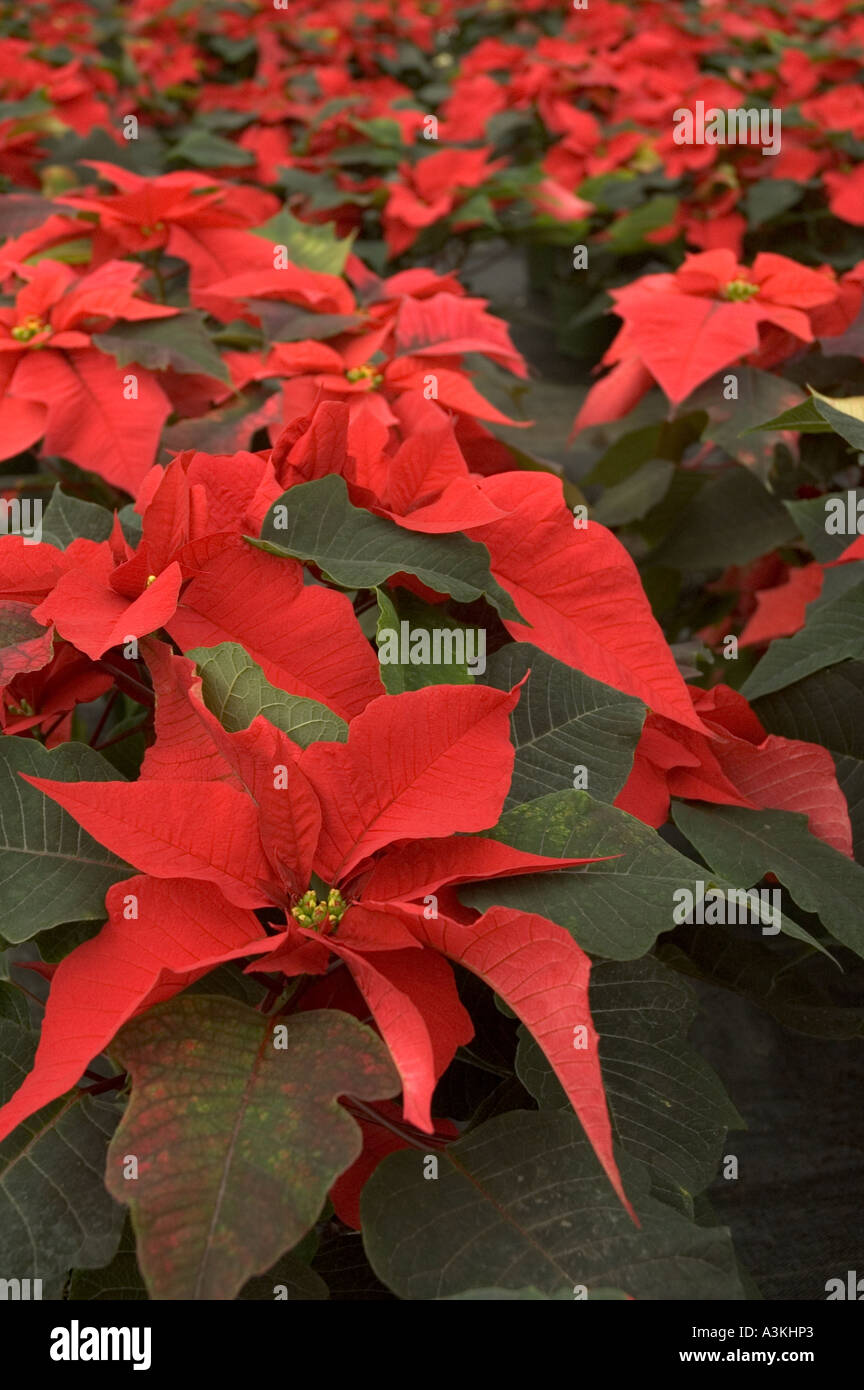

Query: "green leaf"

xmin=682 ymin=368 xmax=807 ymax=475
xmin=672 ymin=801 xmax=864 ymax=958
xmin=188 ymin=641 xmax=347 ymax=745
xmin=517 ymin=957 xmax=743 ymax=1195
xmin=0 ymin=1017 xmax=124 ymax=1289
xmin=0 ymin=93 xmax=50 ymax=120
xmin=750 ymin=396 xmax=831 ymax=434
xmin=0 ymin=738 xmax=130 ymax=943
xmin=744 ymin=178 xmax=802 ymax=228
xmin=651 ymin=466 xmax=798 ymax=570
xmin=741 ymin=573 xmax=864 ymax=699
xmin=167 ymin=129 xmax=255 ymax=168
xmin=461 ymin=789 xmax=712 ymax=958
xmin=94 ymin=313 xmax=229 ymax=383
xmin=809 ymin=390 xmax=864 ymax=451
xmin=590 ymin=458 xmax=674 ymax=526
xmin=374 ymin=588 xmax=475 ymax=692
xmin=784 ymin=492 xmax=864 ymax=562
xmin=661 ymin=931 xmax=864 ymax=1041
xmin=42 ymin=486 xmax=114 ymax=548
xmin=254 ymin=476 xmax=522 ymax=621
xmin=69 ymin=1217 xmax=329 ymax=1300
xmin=443 ymin=1285 xmax=627 ymax=1299
xmin=484 ymin=645 xmax=645 ymax=808
xmin=105 ymin=997 xmax=399 ymax=1300
xmin=25 ymin=237 xmax=93 ymax=266
xmin=462 ymin=790 xmax=820 ymax=957
xmin=238 ymin=1249 xmax=329 ymax=1301
xmin=68 ymin=1218 xmax=148 ymax=1300
xmin=754 ymin=389 xmax=864 ymax=451
xmin=251 ymin=206 xmax=355 ymax=275
xmin=361 ymin=1111 xmax=746 ymax=1300
xmin=251 ymin=302 xmax=361 ymax=343
xmin=606 ymin=195 xmax=679 ymax=252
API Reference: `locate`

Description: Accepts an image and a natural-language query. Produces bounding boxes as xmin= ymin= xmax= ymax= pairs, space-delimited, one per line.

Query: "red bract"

xmin=268 ymin=408 xmax=706 ymax=731
xmin=55 ymin=161 xmax=279 ymax=263
xmin=0 ymin=655 xmax=632 ymax=1214
xmin=381 ymin=148 xmax=506 ymax=256
xmin=18 ymin=451 xmax=382 ymax=719
xmin=574 ymin=250 xmax=853 ymax=430
xmin=0 ymin=258 xmax=179 ymax=489
xmin=616 ymin=683 xmax=853 ymax=857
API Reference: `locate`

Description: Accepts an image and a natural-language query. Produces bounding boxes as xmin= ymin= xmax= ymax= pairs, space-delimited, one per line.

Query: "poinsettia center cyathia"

xmin=11 ymin=314 xmax=51 ymax=344
xmin=721 ymin=278 xmax=760 ymax=302
xmin=345 ymin=363 xmax=383 ymax=387
xmin=290 ymin=887 xmax=347 ymax=931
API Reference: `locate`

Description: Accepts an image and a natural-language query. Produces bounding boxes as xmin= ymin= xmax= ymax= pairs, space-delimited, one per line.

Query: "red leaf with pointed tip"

xmin=738 ymin=564 xmax=823 ymax=646
xmin=192 ymin=710 xmax=323 ymax=895
xmin=167 ymin=540 xmax=384 ymax=720
xmin=470 ymin=472 xmax=707 ymax=733
xmin=410 ymin=904 xmax=633 ymax=1217
xmin=34 ymin=553 xmax=182 ymax=660
xmin=326 ymin=939 xmax=469 ymax=1132
xmin=0 ymin=876 xmax=277 ymax=1147
xmin=361 ymin=835 xmax=609 ymax=904
xmin=139 ymin=639 xmax=236 ymax=784
xmin=300 ymin=682 xmax=521 ymax=883
xmin=10 ymin=348 xmax=171 ymax=494
xmin=22 ymin=774 xmax=271 ymax=909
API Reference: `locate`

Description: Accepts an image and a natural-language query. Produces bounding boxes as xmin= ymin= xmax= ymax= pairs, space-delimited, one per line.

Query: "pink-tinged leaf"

xmin=300 ymin=682 xmax=522 ymax=883
xmin=470 ymin=473 xmax=708 ymax=733
xmin=712 ymin=733 xmax=854 ymax=858
xmin=0 ymin=600 xmax=54 ymax=684
xmin=102 ymin=997 xmax=398 ymax=1300
xmin=0 ymin=875 xmax=274 ymax=1146
xmin=21 ymin=775 xmax=272 ymax=908
xmin=10 ymin=348 xmax=171 ymax=493
xmin=166 ymin=540 xmax=384 ymax=720
xmin=411 ymin=903 xmax=634 ymax=1218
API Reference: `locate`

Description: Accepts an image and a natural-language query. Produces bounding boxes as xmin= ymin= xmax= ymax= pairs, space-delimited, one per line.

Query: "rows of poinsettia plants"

xmin=0 ymin=0 xmax=863 ymax=1302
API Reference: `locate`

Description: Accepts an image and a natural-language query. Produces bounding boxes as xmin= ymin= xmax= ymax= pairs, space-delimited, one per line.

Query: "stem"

xmin=40 ymin=712 xmax=68 ymax=743
xmin=342 ymin=1097 xmax=451 ymax=1151
xmin=93 ymin=716 xmax=151 ymax=753
xmin=148 ymin=251 xmax=166 ymax=303
xmin=90 ymin=687 xmax=119 ymax=748
xmin=80 ymin=1072 xmax=127 ymax=1096
xmin=97 ymin=658 xmax=155 ymax=708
